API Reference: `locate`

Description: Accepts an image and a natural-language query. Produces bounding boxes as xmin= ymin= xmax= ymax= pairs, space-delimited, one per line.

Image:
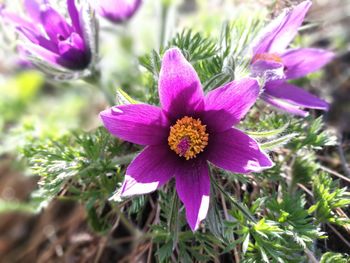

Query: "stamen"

xmin=168 ymin=116 xmax=209 ymax=160
xmin=252 ymin=53 xmax=283 ymax=64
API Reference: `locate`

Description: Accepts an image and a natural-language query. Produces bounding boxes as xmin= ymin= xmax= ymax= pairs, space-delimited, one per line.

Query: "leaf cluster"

xmin=21 ymin=127 xmax=136 ymax=232
xmin=1 ymin=5 xmax=350 ymax=263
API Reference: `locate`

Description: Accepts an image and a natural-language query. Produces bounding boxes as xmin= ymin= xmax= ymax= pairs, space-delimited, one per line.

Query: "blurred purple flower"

xmin=1 ymin=0 xmax=98 ymax=79
xmin=100 ymin=48 xmax=273 ymax=231
xmin=251 ymin=0 xmax=334 ymax=116
xmin=94 ymin=0 xmax=142 ymax=23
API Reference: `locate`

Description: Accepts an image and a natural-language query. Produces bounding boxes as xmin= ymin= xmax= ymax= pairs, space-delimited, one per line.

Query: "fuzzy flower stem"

xmin=111 ymin=204 xmax=139 ymax=236
xmin=167 ymin=188 xmax=179 ymax=229
xmin=168 ymin=188 xmax=180 ymax=249
xmin=159 ymin=0 xmax=171 ymax=48
xmin=111 ymin=153 xmax=138 ymax=166
xmin=304 ymin=248 xmax=319 ymax=263
xmin=84 ymin=70 xmax=115 ymax=106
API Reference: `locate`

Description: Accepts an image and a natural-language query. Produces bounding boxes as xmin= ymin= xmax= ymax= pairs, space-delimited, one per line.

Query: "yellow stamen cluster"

xmin=168 ymin=116 xmax=209 ymax=160
xmin=252 ymin=53 xmax=283 ymax=64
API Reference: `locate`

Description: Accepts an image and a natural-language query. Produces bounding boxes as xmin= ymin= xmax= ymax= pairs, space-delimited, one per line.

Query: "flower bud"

xmin=1 ymin=0 xmax=99 ymax=80
xmin=94 ymin=0 xmax=142 ymax=24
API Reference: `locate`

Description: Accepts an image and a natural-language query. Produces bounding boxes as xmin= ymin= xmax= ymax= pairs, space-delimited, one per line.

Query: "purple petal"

xmin=250 ymin=59 xmax=285 ymax=81
xmin=100 ymin=104 xmax=170 ymax=146
xmin=202 ymin=78 xmax=260 ymax=133
xmin=175 ymin=161 xmax=210 ymax=231
xmin=96 ymin=0 xmax=142 ymax=23
xmin=67 ymin=0 xmax=83 ymax=35
xmin=121 ymin=145 xmax=178 ymax=197
xmin=282 ymin=48 xmax=335 ymax=79
xmin=58 ymin=32 xmax=85 ymax=55
xmin=0 ymin=8 xmax=58 ymax=52
xmin=0 ymin=9 xmax=38 ymax=32
xmin=253 ymin=1 xmax=312 ymax=55
xmin=21 ymin=42 xmax=61 ymax=65
xmin=40 ymin=6 xmax=72 ymax=41
xmin=265 ymin=81 xmax=329 ymax=110
xmin=261 ymin=93 xmax=308 ymax=117
xmin=16 ymin=26 xmax=41 ymax=44
xmin=159 ymin=48 xmax=204 ymax=118
xmin=24 ymin=0 xmax=42 ymax=23
xmin=21 ymin=34 xmax=88 ymax=70
xmin=57 ymin=32 xmax=90 ymax=70
xmin=16 ymin=25 xmax=58 ymax=52
xmin=207 ymin=128 xmax=273 ymax=173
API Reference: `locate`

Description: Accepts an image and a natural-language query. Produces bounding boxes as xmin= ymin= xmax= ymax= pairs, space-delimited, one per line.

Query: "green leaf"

xmin=310 ymin=172 xmax=350 ymax=226
xmin=246 ymin=123 xmax=289 ymax=139
xmin=320 ymin=252 xmax=350 ymax=263
xmin=156 ymin=241 xmax=174 ymax=262
xmin=168 ymin=29 xmax=218 ymax=62
xmin=115 ymin=87 xmax=138 ymax=105
xmin=261 ymin=133 xmax=299 ymax=150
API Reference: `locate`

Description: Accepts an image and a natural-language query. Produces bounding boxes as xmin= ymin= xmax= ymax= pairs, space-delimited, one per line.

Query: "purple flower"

xmin=1 ymin=0 xmax=98 ymax=79
xmin=100 ymin=48 xmax=273 ymax=231
xmin=251 ymin=0 xmax=334 ymax=117
xmin=93 ymin=0 xmax=142 ymax=23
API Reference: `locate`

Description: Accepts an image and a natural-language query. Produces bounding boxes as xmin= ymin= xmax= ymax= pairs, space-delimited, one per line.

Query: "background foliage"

xmin=0 ymin=0 xmax=350 ymax=262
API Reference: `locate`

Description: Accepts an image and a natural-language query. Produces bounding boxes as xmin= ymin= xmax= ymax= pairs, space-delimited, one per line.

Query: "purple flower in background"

xmin=94 ymin=0 xmax=142 ymax=23
xmin=1 ymin=0 xmax=98 ymax=79
xmin=251 ymin=0 xmax=334 ymax=117
xmin=100 ymin=48 xmax=273 ymax=231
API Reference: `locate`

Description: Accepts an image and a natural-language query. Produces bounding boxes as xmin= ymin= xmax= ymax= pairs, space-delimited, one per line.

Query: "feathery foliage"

xmin=1 ymin=2 xmax=349 ymax=262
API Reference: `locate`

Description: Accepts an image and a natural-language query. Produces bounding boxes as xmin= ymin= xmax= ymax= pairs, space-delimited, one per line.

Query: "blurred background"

xmin=0 ymin=0 xmax=349 ymax=262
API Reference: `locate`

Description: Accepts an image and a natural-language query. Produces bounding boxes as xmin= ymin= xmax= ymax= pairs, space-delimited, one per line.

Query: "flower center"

xmin=252 ymin=53 xmax=283 ymax=64
xmin=168 ymin=116 xmax=209 ymax=160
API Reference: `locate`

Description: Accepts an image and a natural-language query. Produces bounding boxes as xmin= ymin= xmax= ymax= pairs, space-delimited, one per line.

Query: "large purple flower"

xmin=1 ymin=0 xmax=98 ymax=79
xmin=93 ymin=0 xmax=142 ymax=23
xmin=251 ymin=0 xmax=334 ymax=116
xmin=100 ymin=48 xmax=273 ymax=231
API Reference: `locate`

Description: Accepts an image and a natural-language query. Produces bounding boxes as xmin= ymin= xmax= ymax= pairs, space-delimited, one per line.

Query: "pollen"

xmin=252 ymin=53 xmax=283 ymax=64
xmin=168 ymin=116 xmax=209 ymax=160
